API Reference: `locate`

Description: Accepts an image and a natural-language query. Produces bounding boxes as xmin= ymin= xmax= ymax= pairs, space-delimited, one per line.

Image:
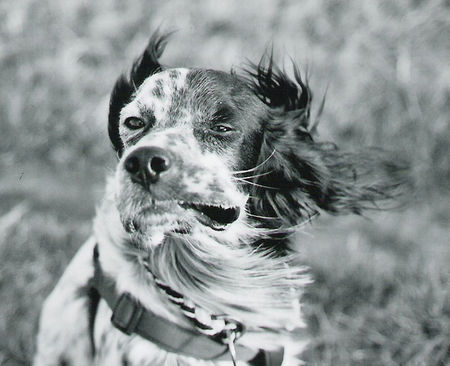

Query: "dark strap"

xmin=249 ymin=348 xmax=285 ymax=366
xmin=89 ymin=245 xmax=284 ymax=365
xmin=86 ymin=286 xmax=100 ymax=357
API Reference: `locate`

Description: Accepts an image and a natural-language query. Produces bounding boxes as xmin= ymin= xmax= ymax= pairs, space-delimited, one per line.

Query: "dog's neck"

xmin=93 ymin=194 xmax=309 ymax=349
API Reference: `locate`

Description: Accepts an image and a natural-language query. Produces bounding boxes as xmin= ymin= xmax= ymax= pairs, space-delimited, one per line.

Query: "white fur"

xmin=34 ymin=238 xmax=96 ymax=365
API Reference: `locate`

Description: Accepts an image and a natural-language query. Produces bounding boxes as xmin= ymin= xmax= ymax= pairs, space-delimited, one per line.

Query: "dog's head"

xmin=108 ymin=32 xmax=407 ymax=251
xmin=101 ymin=32 xmax=410 ymax=331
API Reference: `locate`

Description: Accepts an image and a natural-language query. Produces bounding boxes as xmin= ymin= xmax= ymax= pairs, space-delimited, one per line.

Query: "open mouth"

xmin=179 ymin=201 xmax=240 ymax=231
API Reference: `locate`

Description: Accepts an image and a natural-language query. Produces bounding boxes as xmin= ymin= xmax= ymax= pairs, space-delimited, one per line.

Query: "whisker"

xmin=232 ymin=149 xmax=276 ymax=175
xmin=241 ymin=221 xmax=271 ymax=236
xmin=233 ymin=178 xmax=278 ymax=190
xmin=246 ymin=213 xmax=279 ymax=220
xmin=234 ymin=170 xmax=274 ymax=180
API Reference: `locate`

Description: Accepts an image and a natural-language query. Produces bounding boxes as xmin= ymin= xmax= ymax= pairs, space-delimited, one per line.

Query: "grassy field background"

xmin=1 ymin=0 xmax=449 ymax=365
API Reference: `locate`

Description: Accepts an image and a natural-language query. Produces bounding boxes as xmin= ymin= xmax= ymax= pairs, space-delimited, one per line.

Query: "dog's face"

xmin=108 ymin=33 xmax=407 ymax=251
xmin=113 ymin=68 xmax=269 ymax=245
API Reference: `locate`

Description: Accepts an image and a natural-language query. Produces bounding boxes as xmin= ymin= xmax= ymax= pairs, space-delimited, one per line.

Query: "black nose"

xmin=124 ymin=147 xmax=171 ymax=187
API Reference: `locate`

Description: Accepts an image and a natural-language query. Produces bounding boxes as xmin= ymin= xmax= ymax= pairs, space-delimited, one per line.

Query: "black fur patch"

xmin=248 ymin=119 xmax=408 ymax=234
xmin=244 ymin=50 xmax=311 ymax=118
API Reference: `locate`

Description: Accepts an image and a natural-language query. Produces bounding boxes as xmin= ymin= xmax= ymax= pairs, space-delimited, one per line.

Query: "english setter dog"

xmin=34 ymin=32 xmax=405 ymax=366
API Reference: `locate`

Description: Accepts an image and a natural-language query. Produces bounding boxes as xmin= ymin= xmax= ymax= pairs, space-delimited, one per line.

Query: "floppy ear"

xmin=245 ymin=56 xmax=409 ymax=231
xmin=108 ymin=31 xmax=171 ymax=156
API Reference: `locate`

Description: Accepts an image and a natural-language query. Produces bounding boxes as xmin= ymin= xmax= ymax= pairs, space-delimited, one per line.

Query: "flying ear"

xmin=250 ymin=130 xmax=408 ymax=228
xmin=108 ymin=31 xmax=171 ymax=156
xmin=245 ymin=55 xmax=409 ymax=231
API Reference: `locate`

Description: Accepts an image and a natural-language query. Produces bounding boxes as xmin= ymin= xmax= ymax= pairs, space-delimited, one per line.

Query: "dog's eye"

xmin=210 ymin=124 xmax=234 ymax=134
xmin=124 ymin=117 xmax=146 ymax=130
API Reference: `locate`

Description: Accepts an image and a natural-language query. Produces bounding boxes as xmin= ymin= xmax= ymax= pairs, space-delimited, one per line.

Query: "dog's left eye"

xmin=210 ymin=124 xmax=234 ymax=134
xmin=124 ymin=117 xmax=146 ymax=130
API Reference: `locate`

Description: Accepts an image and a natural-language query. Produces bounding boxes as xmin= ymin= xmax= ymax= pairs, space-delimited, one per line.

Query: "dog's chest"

xmin=93 ymin=301 xmax=240 ymax=366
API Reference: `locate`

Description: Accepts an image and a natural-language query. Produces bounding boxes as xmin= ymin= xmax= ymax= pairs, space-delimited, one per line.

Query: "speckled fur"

xmin=35 ymin=33 xmax=407 ymax=366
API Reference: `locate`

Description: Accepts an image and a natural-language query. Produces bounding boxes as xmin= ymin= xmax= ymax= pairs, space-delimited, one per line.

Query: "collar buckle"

xmin=215 ymin=315 xmax=245 ymax=342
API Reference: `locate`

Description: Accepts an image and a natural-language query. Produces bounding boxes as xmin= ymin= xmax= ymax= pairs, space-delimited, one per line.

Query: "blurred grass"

xmin=0 ymin=0 xmax=449 ymax=365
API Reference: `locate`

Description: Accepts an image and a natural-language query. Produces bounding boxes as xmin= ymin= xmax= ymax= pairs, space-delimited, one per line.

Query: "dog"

xmin=34 ymin=32 xmax=406 ymax=366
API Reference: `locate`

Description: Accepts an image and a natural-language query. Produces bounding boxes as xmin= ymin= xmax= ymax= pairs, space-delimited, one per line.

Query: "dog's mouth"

xmin=179 ymin=201 xmax=240 ymax=231
xmin=126 ymin=200 xmax=241 ymax=234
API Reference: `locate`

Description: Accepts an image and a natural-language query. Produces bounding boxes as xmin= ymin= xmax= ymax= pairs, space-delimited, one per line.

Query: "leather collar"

xmin=89 ymin=244 xmax=284 ymax=365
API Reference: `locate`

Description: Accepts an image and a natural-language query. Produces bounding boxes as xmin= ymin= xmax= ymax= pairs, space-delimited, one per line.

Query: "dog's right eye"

xmin=124 ymin=117 xmax=146 ymax=130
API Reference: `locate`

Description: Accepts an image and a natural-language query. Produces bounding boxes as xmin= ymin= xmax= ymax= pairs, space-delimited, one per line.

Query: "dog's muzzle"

xmin=121 ymin=145 xmax=241 ymax=231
